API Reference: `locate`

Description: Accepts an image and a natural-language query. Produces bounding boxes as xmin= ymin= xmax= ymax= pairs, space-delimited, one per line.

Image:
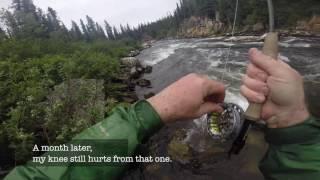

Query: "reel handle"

xmin=244 ymin=32 xmax=278 ymax=121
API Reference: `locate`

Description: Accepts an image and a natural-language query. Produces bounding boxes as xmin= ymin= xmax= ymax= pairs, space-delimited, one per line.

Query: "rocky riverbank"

xmin=112 ymin=43 xmax=155 ymax=104
xmin=176 ymin=15 xmax=320 ymax=39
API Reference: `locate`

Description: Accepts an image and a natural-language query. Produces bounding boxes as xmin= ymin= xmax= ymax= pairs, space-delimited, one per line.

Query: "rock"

xmin=296 ymin=20 xmax=309 ymax=31
xmin=120 ymin=57 xmax=140 ymax=67
xmin=130 ymin=67 xmax=142 ymax=79
xmin=136 ymin=66 xmax=144 ymax=73
xmin=312 ymin=24 xmax=320 ymax=33
xmin=252 ymin=22 xmax=264 ymax=32
xmin=145 ymin=164 xmax=161 ymax=174
xmin=122 ymin=97 xmax=138 ymax=103
xmin=144 ymin=92 xmax=155 ymax=99
xmin=136 ymin=79 xmax=151 ymax=88
xmin=129 ymin=61 xmax=146 ymax=79
xmin=127 ymin=82 xmax=136 ymax=91
xmin=142 ymin=42 xmax=152 ymax=49
xmin=144 ymin=65 xmax=153 ymax=74
xmin=168 ymin=139 xmax=192 ymax=164
xmin=128 ymin=50 xmax=140 ymax=57
xmin=309 ymin=15 xmax=320 ymax=33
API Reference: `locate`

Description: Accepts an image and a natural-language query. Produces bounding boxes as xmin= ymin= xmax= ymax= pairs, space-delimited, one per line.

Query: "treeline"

xmin=128 ymin=0 xmax=320 ymax=39
xmin=4 ymin=0 xmax=318 ymax=42
xmin=0 ymin=0 xmax=140 ymax=41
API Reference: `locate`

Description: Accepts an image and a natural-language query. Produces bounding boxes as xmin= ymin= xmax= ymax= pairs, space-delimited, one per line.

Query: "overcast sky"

xmin=0 ymin=0 xmax=179 ymax=28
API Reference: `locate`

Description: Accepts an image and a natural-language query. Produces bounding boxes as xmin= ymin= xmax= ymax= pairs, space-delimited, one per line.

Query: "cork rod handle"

xmin=244 ymin=32 xmax=278 ymax=121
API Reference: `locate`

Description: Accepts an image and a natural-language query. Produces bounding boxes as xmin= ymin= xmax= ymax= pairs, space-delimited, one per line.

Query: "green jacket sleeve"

xmin=260 ymin=116 xmax=320 ymax=180
xmin=5 ymin=100 xmax=163 ymax=180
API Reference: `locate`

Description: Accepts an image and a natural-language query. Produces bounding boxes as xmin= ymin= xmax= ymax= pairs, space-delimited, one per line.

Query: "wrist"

xmin=290 ymin=103 xmax=310 ymax=126
xmin=147 ymin=96 xmax=173 ymax=124
xmin=265 ymin=115 xmax=320 ymax=145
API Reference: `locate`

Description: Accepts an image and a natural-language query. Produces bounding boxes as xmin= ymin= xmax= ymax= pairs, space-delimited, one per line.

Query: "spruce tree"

xmin=71 ymin=20 xmax=83 ymax=40
xmin=80 ymin=19 xmax=90 ymax=41
xmin=104 ymin=20 xmax=115 ymax=40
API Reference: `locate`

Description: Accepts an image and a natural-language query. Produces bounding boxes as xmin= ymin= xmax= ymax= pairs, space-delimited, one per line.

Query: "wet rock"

xmin=130 ymin=67 xmax=141 ymax=79
xmin=121 ymin=92 xmax=138 ymax=103
xmin=291 ymin=31 xmax=312 ymax=36
xmin=168 ymin=139 xmax=192 ymax=164
xmin=144 ymin=92 xmax=155 ymax=99
xmin=136 ymin=79 xmax=151 ymax=88
xmin=130 ymin=65 xmax=146 ymax=79
xmin=128 ymin=50 xmax=140 ymax=57
xmin=144 ymin=66 xmax=153 ymax=74
xmin=145 ymin=164 xmax=161 ymax=174
xmin=136 ymin=66 xmax=144 ymax=73
xmin=142 ymin=42 xmax=152 ymax=49
xmin=127 ymin=82 xmax=136 ymax=91
xmin=121 ymin=57 xmax=140 ymax=67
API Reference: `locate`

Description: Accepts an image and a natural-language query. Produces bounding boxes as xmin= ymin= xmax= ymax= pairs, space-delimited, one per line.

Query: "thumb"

xmin=249 ymin=48 xmax=280 ymax=76
xmin=198 ymin=102 xmax=223 ymax=116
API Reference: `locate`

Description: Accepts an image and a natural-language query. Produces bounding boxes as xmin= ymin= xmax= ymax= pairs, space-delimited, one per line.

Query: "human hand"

xmin=147 ymin=73 xmax=225 ymax=124
xmin=241 ymin=48 xmax=310 ymax=128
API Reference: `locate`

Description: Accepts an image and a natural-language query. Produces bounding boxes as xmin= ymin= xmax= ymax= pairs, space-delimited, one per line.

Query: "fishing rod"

xmin=205 ymin=0 xmax=279 ymax=156
xmin=228 ymin=0 xmax=279 ymax=156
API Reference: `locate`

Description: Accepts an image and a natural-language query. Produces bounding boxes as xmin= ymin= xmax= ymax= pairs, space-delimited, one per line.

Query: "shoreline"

xmin=155 ymin=30 xmax=320 ymax=42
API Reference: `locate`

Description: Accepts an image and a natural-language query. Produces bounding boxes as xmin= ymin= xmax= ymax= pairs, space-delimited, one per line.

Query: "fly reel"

xmin=205 ymin=103 xmax=244 ymax=142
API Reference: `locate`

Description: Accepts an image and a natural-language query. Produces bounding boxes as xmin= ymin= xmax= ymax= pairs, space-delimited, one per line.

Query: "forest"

xmin=0 ymin=0 xmax=320 ymax=175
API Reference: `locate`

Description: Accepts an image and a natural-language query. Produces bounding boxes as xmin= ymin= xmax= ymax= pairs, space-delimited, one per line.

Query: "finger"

xmin=242 ymin=75 xmax=269 ymax=95
xmin=261 ymin=100 xmax=276 ymax=120
xmin=249 ymin=48 xmax=280 ymax=76
xmin=246 ymin=63 xmax=268 ymax=82
xmin=265 ymin=116 xmax=278 ymax=128
xmin=204 ymin=80 xmax=226 ymax=103
xmin=198 ymin=102 xmax=223 ymax=115
xmin=240 ymin=85 xmax=266 ymax=103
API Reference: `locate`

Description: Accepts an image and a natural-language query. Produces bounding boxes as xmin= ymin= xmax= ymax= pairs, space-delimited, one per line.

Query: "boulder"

xmin=128 ymin=50 xmax=140 ymax=57
xmin=309 ymin=15 xmax=320 ymax=33
xmin=118 ymin=92 xmax=138 ymax=103
xmin=144 ymin=92 xmax=155 ymax=99
xmin=136 ymin=79 xmax=151 ymax=88
xmin=144 ymin=65 xmax=153 ymax=74
xmin=142 ymin=42 xmax=152 ymax=49
xmin=136 ymin=66 xmax=144 ymax=73
xmin=130 ymin=67 xmax=142 ymax=79
xmin=120 ymin=57 xmax=140 ymax=67
xmin=296 ymin=20 xmax=309 ymax=31
xmin=312 ymin=24 xmax=320 ymax=33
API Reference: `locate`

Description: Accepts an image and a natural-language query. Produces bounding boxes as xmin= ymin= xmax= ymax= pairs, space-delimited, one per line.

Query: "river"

xmin=124 ymin=36 xmax=320 ymax=180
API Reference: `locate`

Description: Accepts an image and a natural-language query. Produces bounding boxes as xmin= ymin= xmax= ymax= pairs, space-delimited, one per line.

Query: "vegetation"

xmin=0 ymin=0 xmax=139 ymax=170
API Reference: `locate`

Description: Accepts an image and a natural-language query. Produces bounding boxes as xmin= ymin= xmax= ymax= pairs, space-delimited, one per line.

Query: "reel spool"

xmin=205 ymin=103 xmax=244 ymax=142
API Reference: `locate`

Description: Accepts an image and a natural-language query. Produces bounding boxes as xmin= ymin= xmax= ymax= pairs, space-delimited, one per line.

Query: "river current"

xmin=127 ymin=36 xmax=320 ymax=180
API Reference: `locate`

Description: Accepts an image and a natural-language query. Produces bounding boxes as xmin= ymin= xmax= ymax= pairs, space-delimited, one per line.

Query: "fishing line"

xmin=221 ymin=0 xmax=239 ymax=83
